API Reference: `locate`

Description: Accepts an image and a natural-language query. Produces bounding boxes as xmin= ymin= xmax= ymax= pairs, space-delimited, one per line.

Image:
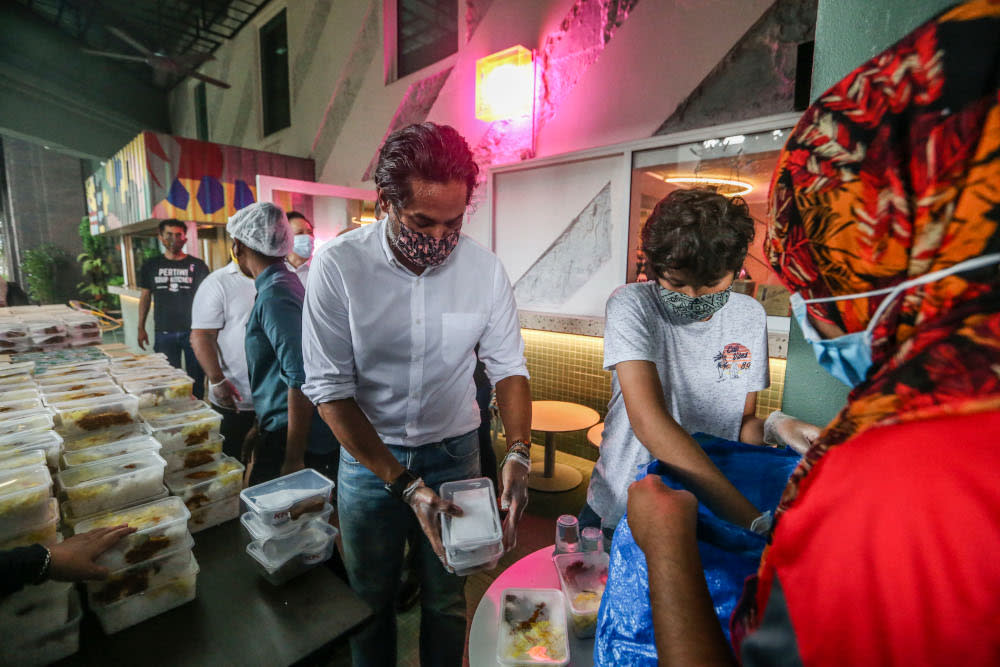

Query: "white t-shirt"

xmin=285 ymin=258 xmax=310 ymax=287
xmin=587 ymin=282 xmax=770 ymax=529
xmin=191 ymin=262 xmax=257 ymax=411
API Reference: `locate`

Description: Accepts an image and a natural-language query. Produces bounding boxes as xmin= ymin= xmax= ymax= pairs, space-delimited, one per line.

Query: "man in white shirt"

xmin=190 ymin=259 xmax=257 ymax=459
xmin=284 ymin=211 xmax=313 ymax=287
xmin=302 ymin=122 xmax=532 ymax=666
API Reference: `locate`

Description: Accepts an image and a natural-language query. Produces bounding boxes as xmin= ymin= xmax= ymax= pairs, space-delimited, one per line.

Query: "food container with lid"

xmin=0 ymin=580 xmax=71 ymax=644
xmin=165 ymin=456 xmax=244 ymax=512
xmin=57 ymin=450 xmax=167 ymax=517
xmin=146 ymin=410 xmax=222 ymax=450
xmin=1 ymin=588 xmax=81 ymax=666
xmin=38 ymin=378 xmax=116 ymax=395
xmin=0 ymin=369 xmax=32 ymax=384
xmin=86 ymin=534 xmax=195 ymax=605
xmin=0 ymin=325 xmax=28 ymax=341
xmin=189 ymin=493 xmax=240 ymax=533
xmin=110 ymin=366 xmax=178 ymax=384
xmin=439 ymin=477 xmax=503 ymax=575
xmin=90 ymin=556 xmax=199 ymax=634
xmin=240 ymin=502 xmax=334 ymax=543
xmin=52 ymin=394 xmax=140 ymax=436
xmin=43 ymin=385 xmax=123 ymax=406
xmin=61 ymin=423 xmax=151 ymax=452
xmin=60 ymin=434 xmax=162 ymax=468
xmin=22 ymin=320 xmax=66 ymax=336
xmin=0 ymin=409 xmax=55 ymax=438
xmin=240 ymin=468 xmax=335 ymax=527
xmin=163 ymin=436 xmax=224 ymax=473
xmin=0 ymin=430 xmax=64 ymax=469
xmin=0 ymin=397 xmax=43 ymax=415
xmin=75 ymin=495 xmax=191 ymax=568
xmin=0 ymin=497 xmax=60 ymax=550
xmin=124 ymin=375 xmax=195 ymax=407
xmin=0 ymin=448 xmax=46 ymax=474
xmin=138 ymin=397 xmax=211 ymax=422
xmin=61 ymin=484 xmax=169 ymax=534
xmin=245 ymin=521 xmax=338 ymax=585
xmin=496 ymin=588 xmax=570 ymax=666
xmin=109 ymin=352 xmax=169 ymax=369
xmin=553 ymin=551 xmax=610 ymax=638
xmin=2 ymin=387 xmax=42 ymax=403
xmin=0 ymin=466 xmax=53 ymax=537
xmin=34 ymin=369 xmax=109 ymax=387
xmin=0 ymin=360 xmax=34 ymax=376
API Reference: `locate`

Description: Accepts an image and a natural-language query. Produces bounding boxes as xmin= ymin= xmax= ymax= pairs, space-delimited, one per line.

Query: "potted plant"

xmin=77 ymin=218 xmax=121 ymax=312
xmin=21 ymin=243 xmax=71 ymax=305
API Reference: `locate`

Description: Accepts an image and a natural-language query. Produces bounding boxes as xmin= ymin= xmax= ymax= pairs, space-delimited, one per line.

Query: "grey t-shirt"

xmin=587 ymin=282 xmax=770 ymax=529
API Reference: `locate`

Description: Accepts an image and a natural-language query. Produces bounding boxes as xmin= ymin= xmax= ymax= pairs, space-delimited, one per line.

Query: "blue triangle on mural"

xmin=167 ymin=178 xmax=190 ymax=210
xmin=197 ymin=176 xmax=225 ymax=214
xmin=234 ymin=180 xmax=256 ymax=210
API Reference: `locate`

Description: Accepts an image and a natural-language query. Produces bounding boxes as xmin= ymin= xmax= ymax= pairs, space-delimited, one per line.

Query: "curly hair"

xmin=640 ymin=188 xmax=754 ymax=285
xmin=374 ymin=122 xmax=480 ymax=211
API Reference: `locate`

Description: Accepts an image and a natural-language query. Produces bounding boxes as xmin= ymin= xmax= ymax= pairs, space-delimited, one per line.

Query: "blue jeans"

xmin=154 ymin=331 xmax=205 ymax=400
xmin=338 ymin=430 xmax=480 ymax=667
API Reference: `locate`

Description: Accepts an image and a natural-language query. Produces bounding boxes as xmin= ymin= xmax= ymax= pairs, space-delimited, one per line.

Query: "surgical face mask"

xmin=386 ymin=212 xmax=460 ymax=267
xmin=292 ymin=234 xmax=314 ymax=259
xmin=792 ymin=253 xmax=1000 ymax=388
xmin=659 ymin=285 xmax=732 ymax=321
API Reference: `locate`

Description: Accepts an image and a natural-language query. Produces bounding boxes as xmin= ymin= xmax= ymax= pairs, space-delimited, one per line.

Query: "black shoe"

xmin=395 ymin=576 xmax=421 ymax=613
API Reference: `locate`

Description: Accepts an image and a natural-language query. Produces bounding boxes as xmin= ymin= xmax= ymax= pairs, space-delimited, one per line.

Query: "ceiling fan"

xmin=82 ymin=26 xmax=231 ymax=89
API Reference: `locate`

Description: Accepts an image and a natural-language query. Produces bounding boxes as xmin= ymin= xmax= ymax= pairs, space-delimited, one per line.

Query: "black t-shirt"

xmin=138 ymin=255 xmax=210 ymax=332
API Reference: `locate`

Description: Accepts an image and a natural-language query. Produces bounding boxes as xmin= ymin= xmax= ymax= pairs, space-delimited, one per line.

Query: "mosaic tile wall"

xmin=521 ymin=329 xmax=786 ymax=462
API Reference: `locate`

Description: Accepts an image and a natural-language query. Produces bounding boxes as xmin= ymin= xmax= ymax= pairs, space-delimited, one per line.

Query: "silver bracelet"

xmin=501 ymin=450 xmax=531 ymax=471
xmin=401 ymin=477 xmax=424 ymax=504
xmin=37 ymin=546 xmax=52 ymax=583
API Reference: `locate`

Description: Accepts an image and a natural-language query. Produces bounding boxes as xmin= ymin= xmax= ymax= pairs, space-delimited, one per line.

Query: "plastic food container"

xmin=163 ymin=436 xmax=224 ymax=473
xmin=240 ymin=468 xmax=335 ymax=527
xmin=57 ymin=450 xmax=167 ymax=517
xmin=242 ymin=513 xmax=334 ymax=561
xmin=22 ymin=320 xmax=66 ymax=336
xmin=61 ymin=423 xmax=151 ymax=452
xmin=109 ymin=352 xmax=169 ymax=369
xmin=0 ymin=580 xmax=71 ymax=644
xmin=0 ymin=448 xmax=46 ymax=474
xmin=0 ymin=371 xmax=33 ymax=384
xmin=0 ymin=397 xmax=43 ymax=415
xmin=189 ymin=494 xmax=240 ymax=533
xmin=0 ymin=360 xmax=35 ymax=375
xmin=440 ymin=477 xmax=503 ymax=576
xmin=1 ymin=589 xmax=81 ymax=666
xmin=552 ymin=551 xmax=610 ymax=638
xmin=147 ymin=410 xmax=222 ymax=450
xmin=34 ymin=369 xmax=110 ymax=387
xmin=60 ymin=434 xmax=162 ymax=468
xmin=61 ymin=485 xmax=169 ymax=534
xmin=75 ymin=495 xmax=191 ymax=569
xmin=0 ymin=430 xmax=64 ymax=469
xmin=138 ymin=397 xmax=211 ymax=422
xmin=240 ymin=502 xmax=334 ymax=543
xmin=124 ymin=375 xmax=195 ymax=407
xmin=2 ymin=388 xmax=42 ymax=403
xmin=165 ymin=456 xmax=244 ymax=512
xmin=87 ymin=534 xmax=195 ymax=605
xmin=0 ymin=497 xmax=60 ymax=550
xmin=496 ymin=588 xmax=570 ymax=666
xmin=53 ymin=394 xmax=140 ymax=436
xmin=110 ymin=366 xmax=178 ymax=384
xmin=90 ymin=556 xmax=199 ymax=634
xmin=246 ymin=521 xmax=338 ymax=585
xmin=43 ymin=385 xmax=123 ymax=406
xmin=0 ymin=466 xmax=53 ymax=537
xmin=0 ymin=409 xmax=55 ymax=438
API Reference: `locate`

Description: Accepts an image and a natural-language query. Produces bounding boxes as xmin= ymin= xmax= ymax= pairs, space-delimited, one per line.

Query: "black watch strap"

xmin=384 ymin=468 xmax=419 ymax=500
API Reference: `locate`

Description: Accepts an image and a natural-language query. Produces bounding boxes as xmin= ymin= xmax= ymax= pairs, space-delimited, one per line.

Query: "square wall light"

xmin=475 ymin=45 xmax=534 ymax=122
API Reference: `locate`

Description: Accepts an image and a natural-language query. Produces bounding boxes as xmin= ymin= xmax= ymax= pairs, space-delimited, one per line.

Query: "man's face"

xmin=289 ymin=217 xmax=313 ymax=237
xmin=160 ymin=225 xmax=187 ymax=253
xmin=657 ymin=268 xmax=735 ymax=298
xmin=383 ymin=178 xmax=467 ymax=240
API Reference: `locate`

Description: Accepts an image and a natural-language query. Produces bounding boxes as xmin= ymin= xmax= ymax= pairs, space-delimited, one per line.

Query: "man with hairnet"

xmin=227 ymin=202 xmax=338 ymax=485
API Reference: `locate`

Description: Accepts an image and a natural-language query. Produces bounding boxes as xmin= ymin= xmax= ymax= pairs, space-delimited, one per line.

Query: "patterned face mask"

xmin=387 ymin=212 xmax=461 ymax=267
xmin=659 ymin=285 xmax=732 ymax=321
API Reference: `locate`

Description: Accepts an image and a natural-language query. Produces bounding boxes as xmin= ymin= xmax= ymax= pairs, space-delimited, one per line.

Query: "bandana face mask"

xmin=386 ymin=212 xmax=461 ymax=267
xmin=659 ymin=285 xmax=732 ymax=321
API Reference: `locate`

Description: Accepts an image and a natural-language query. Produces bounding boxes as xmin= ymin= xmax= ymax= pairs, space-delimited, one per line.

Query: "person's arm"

xmin=137 ymin=288 xmax=151 ymax=350
xmin=190 ymin=329 xmax=242 ymax=408
xmin=617 ymin=360 xmax=760 ymax=529
xmin=283 ymin=387 xmax=313 ymax=475
xmin=628 ymin=475 xmax=737 ymax=665
xmin=494 ymin=374 xmax=531 ymax=549
xmin=739 ymin=393 xmax=765 ymax=445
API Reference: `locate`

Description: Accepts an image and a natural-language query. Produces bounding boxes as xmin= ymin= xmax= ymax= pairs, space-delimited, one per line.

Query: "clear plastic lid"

xmin=240 ymin=468 xmax=335 ymax=526
xmin=0 ymin=448 xmax=47 ymax=474
xmin=40 ymin=379 xmax=118 ymax=396
xmin=109 ymin=352 xmax=168 ymax=368
xmin=0 ymin=430 xmax=64 ymax=467
xmin=496 ymin=588 xmax=570 ymax=666
xmin=61 ymin=422 xmax=150 ymax=452
xmin=0 ymin=409 xmax=56 ymax=437
xmin=0 ymin=361 xmax=35 ymax=376
xmin=34 ymin=369 xmax=110 ymax=386
xmin=61 ymin=434 xmax=162 ymax=468
xmin=0 ymin=397 xmax=44 ymax=415
xmin=162 ymin=437 xmax=224 ymax=473
xmin=138 ymin=397 xmax=211 ymax=421
xmin=58 ymin=449 xmax=166 ymax=492
xmin=53 ymin=394 xmax=140 ymax=435
xmin=124 ymin=376 xmax=194 ymax=407
xmin=0 ymin=465 xmax=53 ymax=510
xmin=2 ymin=388 xmax=41 ymax=403
xmin=146 ymin=410 xmax=222 ymax=449
xmin=22 ymin=320 xmax=66 ymax=335
xmin=164 ymin=455 xmax=244 ymax=510
xmin=75 ymin=495 xmax=190 ymax=538
xmin=0 ymin=372 xmax=33 ymax=385
xmin=552 ymin=551 xmax=609 ymax=616
xmin=240 ymin=502 xmax=334 ymax=541
xmin=0 ymin=497 xmax=60 ymax=550
xmin=245 ymin=520 xmax=339 ymax=572
xmin=88 ymin=534 xmax=195 ymax=605
xmin=439 ymin=477 xmax=502 ymax=551
xmin=62 ymin=484 xmax=169 ymax=529
xmin=43 ymin=385 xmax=123 ymax=406
xmin=110 ymin=366 xmax=177 ymax=383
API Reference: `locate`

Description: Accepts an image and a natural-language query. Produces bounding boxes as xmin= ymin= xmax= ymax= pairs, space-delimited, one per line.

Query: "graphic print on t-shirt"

xmin=714 ymin=342 xmax=752 ymax=381
xmin=154 ymin=263 xmax=199 ymax=293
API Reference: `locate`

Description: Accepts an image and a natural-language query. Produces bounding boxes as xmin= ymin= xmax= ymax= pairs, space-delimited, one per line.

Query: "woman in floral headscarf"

xmin=623 ymin=2 xmax=1000 ymax=665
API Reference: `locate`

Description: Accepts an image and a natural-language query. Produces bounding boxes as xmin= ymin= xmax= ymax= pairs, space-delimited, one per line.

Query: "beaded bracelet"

xmin=501 ymin=450 xmax=531 ymax=471
xmin=36 ymin=546 xmax=52 ymax=584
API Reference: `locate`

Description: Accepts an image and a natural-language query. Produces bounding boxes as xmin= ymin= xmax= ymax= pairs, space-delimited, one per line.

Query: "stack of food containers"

xmin=61 ymin=312 xmax=103 ymax=347
xmin=552 ymin=551 xmax=610 ymax=639
xmin=165 ymin=455 xmax=244 ymax=533
xmin=74 ymin=495 xmax=198 ymax=634
xmin=0 ymin=310 xmax=101 ymax=354
xmin=240 ymin=469 xmax=337 ymax=584
xmin=496 ymin=588 xmax=571 ymax=666
xmin=439 ymin=477 xmax=504 ymax=575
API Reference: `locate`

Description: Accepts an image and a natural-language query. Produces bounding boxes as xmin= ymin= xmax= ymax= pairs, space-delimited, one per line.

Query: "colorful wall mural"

xmin=85 ymin=132 xmax=314 ymax=235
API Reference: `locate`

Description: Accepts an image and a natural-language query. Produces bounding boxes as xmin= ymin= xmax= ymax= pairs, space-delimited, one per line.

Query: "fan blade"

xmin=173 ymin=52 xmax=215 ymax=69
xmin=107 ymin=26 xmax=153 ymax=56
xmin=81 ymin=49 xmax=149 ymax=64
xmin=190 ymin=71 xmax=231 ymax=89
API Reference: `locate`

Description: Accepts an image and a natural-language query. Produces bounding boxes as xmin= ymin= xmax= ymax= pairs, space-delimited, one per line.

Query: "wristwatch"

xmin=385 ymin=468 xmax=419 ymax=500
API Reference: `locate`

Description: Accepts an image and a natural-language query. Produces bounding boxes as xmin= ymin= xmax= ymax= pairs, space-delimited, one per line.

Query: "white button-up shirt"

xmin=301 ymin=219 xmax=528 ymax=447
xmin=191 ymin=261 xmax=257 ymax=411
xmin=285 ymin=258 xmax=310 ymax=287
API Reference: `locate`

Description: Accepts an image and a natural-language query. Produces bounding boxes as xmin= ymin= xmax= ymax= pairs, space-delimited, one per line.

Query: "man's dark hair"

xmin=286 ymin=210 xmax=313 ymax=231
xmin=374 ymin=122 xmax=480 ymax=211
xmin=641 ymin=188 xmax=754 ymax=286
xmin=158 ymin=219 xmax=186 ymax=235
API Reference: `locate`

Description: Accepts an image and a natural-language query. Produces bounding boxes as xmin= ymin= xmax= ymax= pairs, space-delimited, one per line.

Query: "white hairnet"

xmin=226 ymin=202 xmax=294 ymax=257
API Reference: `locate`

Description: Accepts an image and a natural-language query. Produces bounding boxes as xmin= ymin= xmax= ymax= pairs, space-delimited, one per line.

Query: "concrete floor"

xmin=322 ymin=441 xmax=597 ymax=667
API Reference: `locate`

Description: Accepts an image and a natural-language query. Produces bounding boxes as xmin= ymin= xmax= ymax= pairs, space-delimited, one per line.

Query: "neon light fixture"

xmin=475 ymin=45 xmax=534 ymax=122
xmin=659 ymin=176 xmax=753 ymax=197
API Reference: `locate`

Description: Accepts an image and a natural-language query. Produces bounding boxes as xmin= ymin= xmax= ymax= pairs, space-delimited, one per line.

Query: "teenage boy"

xmin=582 ymin=188 xmax=819 ymax=536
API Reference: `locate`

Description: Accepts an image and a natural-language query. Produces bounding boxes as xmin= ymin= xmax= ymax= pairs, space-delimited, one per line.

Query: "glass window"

xmin=260 ymin=10 xmax=291 ymax=136
xmin=396 ymin=0 xmax=457 ymax=78
xmin=194 ymin=82 xmax=209 ymax=141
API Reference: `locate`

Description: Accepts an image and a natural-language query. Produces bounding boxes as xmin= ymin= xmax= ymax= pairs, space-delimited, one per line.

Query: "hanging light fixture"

xmin=657 ymin=175 xmax=753 ymax=197
xmin=475 ymin=45 xmax=535 ymax=122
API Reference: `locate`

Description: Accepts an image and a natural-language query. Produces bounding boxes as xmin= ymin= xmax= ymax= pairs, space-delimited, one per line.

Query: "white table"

xmin=468 ymin=545 xmax=595 ymax=666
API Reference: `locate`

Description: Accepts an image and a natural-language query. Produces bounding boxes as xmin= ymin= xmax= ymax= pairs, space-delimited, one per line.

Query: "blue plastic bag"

xmin=594 ymin=434 xmax=801 ymax=666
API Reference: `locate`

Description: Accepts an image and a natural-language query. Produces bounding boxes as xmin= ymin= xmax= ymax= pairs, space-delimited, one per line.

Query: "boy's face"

xmin=657 ymin=268 xmax=735 ymax=298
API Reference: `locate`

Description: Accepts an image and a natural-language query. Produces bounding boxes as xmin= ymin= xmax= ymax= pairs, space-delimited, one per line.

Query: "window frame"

xmin=258 ymin=6 xmax=292 ymax=138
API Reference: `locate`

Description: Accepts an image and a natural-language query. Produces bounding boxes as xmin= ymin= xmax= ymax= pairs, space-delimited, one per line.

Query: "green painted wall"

xmin=782 ymin=0 xmax=956 ymax=427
